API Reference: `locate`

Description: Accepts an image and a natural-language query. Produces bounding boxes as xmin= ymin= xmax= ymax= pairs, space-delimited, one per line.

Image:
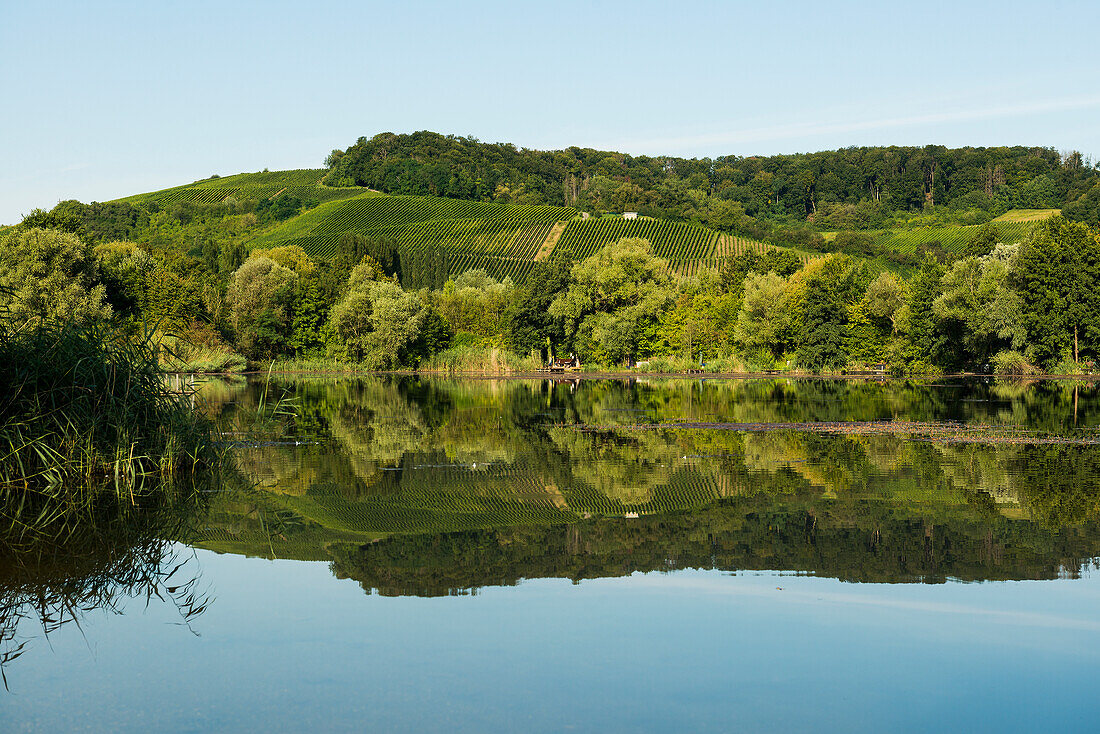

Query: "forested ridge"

xmin=323 ymin=131 xmax=1100 ymax=239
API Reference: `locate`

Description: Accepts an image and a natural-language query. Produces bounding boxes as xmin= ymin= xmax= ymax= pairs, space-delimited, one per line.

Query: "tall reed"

xmin=0 ymin=321 xmax=223 ymax=500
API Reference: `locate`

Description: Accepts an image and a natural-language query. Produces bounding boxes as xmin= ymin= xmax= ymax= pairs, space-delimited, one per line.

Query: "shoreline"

xmin=171 ymin=367 xmax=1100 ymax=381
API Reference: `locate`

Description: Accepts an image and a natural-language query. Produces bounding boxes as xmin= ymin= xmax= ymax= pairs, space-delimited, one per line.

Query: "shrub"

xmin=991 ymin=350 xmax=1038 ymax=375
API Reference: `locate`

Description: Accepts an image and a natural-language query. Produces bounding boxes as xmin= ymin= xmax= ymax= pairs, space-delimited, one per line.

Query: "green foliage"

xmin=226 ymin=257 xmax=298 ymax=359
xmin=1012 ymin=217 xmax=1100 ymax=368
xmin=289 ymin=274 xmax=329 ymax=358
xmin=789 ymin=256 xmax=870 ymax=370
xmin=506 ymin=251 xmax=572 ymax=355
xmin=327 ymin=132 xmax=1098 ymax=224
xmin=964 ymin=222 xmax=1002 ymax=257
xmin=903 ymin=254 xmax=947 ymax=364
xmin=255 ymin=193 xmax=305 ymax=222
xmin=1063 ymin=182 xmax=1100 ymax=226
xmin=433 ymin=270 xmax=514 ymax=343
xmin=19 ymin=207 xmax=87 ymax=238
xmin=863 ymin=271 xmax=907 ymax=334
xmin=734 ymin=271 xmax=789 ymax=362
xmin=550 ymin=237 xmax=674 ymax=363
xmin=329 ymin=267 xmax=436 ymax=369
xmin=0 ymin=228 xmax=111 ymax=328
xmin=990 ymin=350 xmax=1037 ymax=375
xmin=335 ymin=233 xmax=401 ymax=280
xmin=94 ymin=241 xmax=154 ymax=318
xmin=49 ymin=199 xmax=143 ymax=243
xmin=718 ymin=248 xmax=802 ymax=296
xmin=933 ymin=247 xmax=1025 ymax=367
xmin=0 ymin=321 xmax=221 ymax=489
xmin=646 ymin=275 xmax=734 ymax=362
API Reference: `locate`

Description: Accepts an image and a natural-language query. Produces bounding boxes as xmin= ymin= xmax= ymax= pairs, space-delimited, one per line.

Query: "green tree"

xmin=19 ymin=208 xmax=87 ymax=239
xmin=549 ymin=237 xmax=674 ymax=364
xmin=1062 ymin=182 xmax=1100 ymax=227
xmin=1012 ymin=217 xmax=1100 ymax=368
xmin=329 ymin=264 xmax=435 ymax=368
xmin=226 ymin=256 xmax=298 ymax=358
xmin=290 ymin=274 xmax=330 ymax=357
xmin=933 ymin=246 xmax=1026 ymax=368
xmin=863 ymin=271 xmax=907 ymax=335
xmin=789 ymin=256 xmax=868 ymax=371
xmin=719 ymin=249 xmax=801 ymax=296
xmin=0 ymin=228 xmax=110 ymax=327
xmin=901 ymin=254 xmax=947 ymax=367
xmin=734 ymin=271 xmax=789 ymax=361
xmin=434 ymin=269 xmax=515 ymax=343
xmin=964 ymin=222 xmax=1002 ymax=258
xmin=506 ymin=250 xmax=572 ymax=356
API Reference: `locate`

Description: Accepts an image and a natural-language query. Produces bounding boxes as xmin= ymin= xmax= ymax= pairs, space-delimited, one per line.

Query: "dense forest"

xmin=324 ymin=132 xmax=1100 ymax=239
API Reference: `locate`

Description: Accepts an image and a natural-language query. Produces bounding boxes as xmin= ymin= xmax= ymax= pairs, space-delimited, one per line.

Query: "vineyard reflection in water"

xmin=194 ymin=376 xmax=1100 ymax=594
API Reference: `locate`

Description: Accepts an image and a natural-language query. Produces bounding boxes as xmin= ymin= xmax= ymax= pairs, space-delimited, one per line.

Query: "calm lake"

xmin=5 ymin=376 xmax=1100 ymax=732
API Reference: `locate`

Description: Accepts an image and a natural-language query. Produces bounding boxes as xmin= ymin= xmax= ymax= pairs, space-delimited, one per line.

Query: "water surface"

xmin=4 ymin=377 xmax=1100 ymax=731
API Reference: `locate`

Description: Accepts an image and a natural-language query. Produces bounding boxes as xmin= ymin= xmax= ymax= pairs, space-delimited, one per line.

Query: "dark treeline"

xmin=328 ymin=497 xmax=1100 ymax=596
xmin=323 ymin=131 xmax=1100 ymax=236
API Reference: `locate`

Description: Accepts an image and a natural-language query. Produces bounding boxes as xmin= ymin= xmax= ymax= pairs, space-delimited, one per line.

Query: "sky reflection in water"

xmin=4 ymin=549 xmax=1100 ymax=733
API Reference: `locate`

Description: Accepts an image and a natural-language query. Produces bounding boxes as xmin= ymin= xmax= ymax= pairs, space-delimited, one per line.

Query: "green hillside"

xmin=116 ymin=169 xmax=367 ymax=207
xmin=242 ymin=184 xmax=818 ymax=282
xmin=870 ymin=219 xmax=1040 ymax=255
xmin=109 ymin=169 xmax=1061 ymax=286
xmin=249 ymin=192 xmax=576 ymax=283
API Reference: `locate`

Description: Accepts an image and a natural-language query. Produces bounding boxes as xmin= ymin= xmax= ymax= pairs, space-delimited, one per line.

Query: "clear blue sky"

xmin=2 ymin=0 xmax=1098 ymax=224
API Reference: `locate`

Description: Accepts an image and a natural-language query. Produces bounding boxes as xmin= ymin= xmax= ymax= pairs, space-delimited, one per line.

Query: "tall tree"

xmin=1012 ymin=217 xmax=1100 ymax=368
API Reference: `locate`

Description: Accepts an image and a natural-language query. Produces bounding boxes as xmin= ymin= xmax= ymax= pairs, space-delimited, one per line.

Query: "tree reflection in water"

xmin=193 ymin=375 xmax=1100 ymax=594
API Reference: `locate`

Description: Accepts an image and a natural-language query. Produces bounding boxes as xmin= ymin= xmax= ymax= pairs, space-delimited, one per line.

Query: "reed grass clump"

xmin=419 ymin=345 xmax=540 ymax=375
xmin=0 ymin=321 xmax=223 ymax=495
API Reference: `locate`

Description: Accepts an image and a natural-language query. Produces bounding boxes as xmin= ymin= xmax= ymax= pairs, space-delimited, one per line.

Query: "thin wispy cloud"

xmin=626 ymin=572 xmax=1100 ymax=633
xmin=615 ymin=94 xmax=1100 ymax=153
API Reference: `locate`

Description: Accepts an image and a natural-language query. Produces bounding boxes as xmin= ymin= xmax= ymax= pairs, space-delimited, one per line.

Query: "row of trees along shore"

xmin=3 ymin=214 xmax=1100 ymax=374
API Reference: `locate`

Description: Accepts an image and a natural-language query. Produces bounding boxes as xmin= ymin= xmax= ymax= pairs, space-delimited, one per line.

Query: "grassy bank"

xmin=419 ymin=345 xmax=540 ymax=375
xmin=157 ymin=331 xmax=247 ymax=374
xmin=263 ymin=347 xmax=542 ymax=375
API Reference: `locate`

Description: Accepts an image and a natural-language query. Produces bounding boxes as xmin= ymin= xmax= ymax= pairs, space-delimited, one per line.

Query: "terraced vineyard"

xmin=251 ymin=192 xmax=576 ymax=279
xmin=116 ymin=169 xmax=366 ymax=207
xmin=555 ymin=219 xmax=820 ymax=277
xmin=112 ymin=169 xmax=907 ymax=283
xmin=871 ymin=215 xmax=1042 ymax=255
xmin=252 ymin=199 xmax=822 ymax=282
xmin=557 ymin=217 xmax=717 ymax=260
